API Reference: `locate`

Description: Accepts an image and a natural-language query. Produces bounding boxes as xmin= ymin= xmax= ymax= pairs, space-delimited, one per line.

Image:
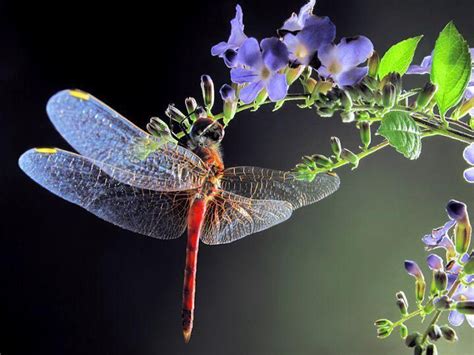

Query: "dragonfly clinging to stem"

xmin=19 ymin=89 xmax=340 ymax=342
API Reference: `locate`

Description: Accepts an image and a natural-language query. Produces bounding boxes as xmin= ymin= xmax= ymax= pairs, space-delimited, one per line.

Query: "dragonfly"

xmin=19 ymin=89 xmax=340 ymax=342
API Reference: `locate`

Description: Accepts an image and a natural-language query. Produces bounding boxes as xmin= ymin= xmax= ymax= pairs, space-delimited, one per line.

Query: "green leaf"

xmin=431 ymin=22 xmax=471 ymax=117
xmin=378 ymin=36 xmax=423 ymax=79
xmin=377 ymin=112 xmax=421 ymax=160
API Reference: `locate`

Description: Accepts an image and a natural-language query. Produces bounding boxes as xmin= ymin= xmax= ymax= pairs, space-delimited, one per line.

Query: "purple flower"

xmin=463 ymin=143 xmax=474 ymax=183
xmin=449 ymin=284 xmax=474 ymax=327
xmin=211 ymin=5 xmax=247 ymax=67
xmin=427 ymin=254 xmax=444 ymax=270
xmin=422 ymin=220 xmax=456 ymax=247
xmin=405 ymin=260 xmax=424 ymax=280
xmin=280 ymin=0 xmax=317 ymax=33
xmin=446 ymin=200 xmax=468 ymax=221
xmin=230 ymin=37 xmax=289 ymax=103
xmin=317 ymin=36 xmax=374 ymax=87
xmin=283 ymin=16 xmax=336 ymax=65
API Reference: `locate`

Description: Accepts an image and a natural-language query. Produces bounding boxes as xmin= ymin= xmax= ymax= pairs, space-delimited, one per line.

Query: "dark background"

xmin=1 ymin=0 xmax=473 ymax=354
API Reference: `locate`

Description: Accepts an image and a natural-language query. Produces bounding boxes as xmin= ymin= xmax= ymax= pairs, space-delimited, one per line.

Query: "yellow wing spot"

xmin=35 ymin=147 xmax=57 ymax=154
xmin=69 ymin=90 xmax=90 ymax=101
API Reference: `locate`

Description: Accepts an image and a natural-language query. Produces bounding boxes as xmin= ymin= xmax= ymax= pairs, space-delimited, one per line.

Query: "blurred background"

xmin=1 ymin=0 xmax=473 ymax=354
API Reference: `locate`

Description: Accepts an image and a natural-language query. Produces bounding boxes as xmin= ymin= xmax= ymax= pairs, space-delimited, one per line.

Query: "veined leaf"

xmin=378 ymin=36 xmax=423 ymax=79
xmin=377 ymin=112 xmax=421 ymax=160
xmin=431 ymin=22 xmax=471 ymax=117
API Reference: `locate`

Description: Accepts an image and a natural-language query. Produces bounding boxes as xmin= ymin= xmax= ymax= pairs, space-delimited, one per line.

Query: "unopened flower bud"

xmin=405 ymin=332 xmax=421 ymax=347
xmin=414 ymin=345 xmax=423 ymax=355
xmin=368 ymin=51 xmax=380 ymax=78
xmin=185 ymin=97 xmax=198 ymax=122
xmin=374 ymin=319 xmax=392 ymax=327
xmin=330 ymin=137 xmax=342 ymax=159
xmin=382 ymin=83 xmax=396 ymax=108
xmin=440 ymin=325 xmax=458 ymax=342
xmin=165 ymin=104 xmax=186 ymax=123
xmin=340 ymin=90 xmax=353 ymax=111
xmin=341 ymin=148 xmax=359 ymax=169
xmin=396 ymin=298 xmax=408 ymax=315
xmin=305 ymin=78 xmax=317 ymax=94
xmin=387 ymin=72 xmax=402 ymax=96
xmin=341 ymin=111 xmax=355 ymax=123
xmin=464 ymin=252 xmax=474 ymax=275
xmin=377 ymin=326 xmax=392 ymax=339
xmin=312 ymin=154 xmax=333 ymax=169
xmin=404 ymin=260 xmax=425 ymax=281
xmin=286 ymin=65 xmax=305 ymax=85
xmin=195 ymin=106 xmax=207 ymax=119
xmin=455 ymin=301 xmax=474 ymax=314
xmin=200 ymin=74 xmax=215 ymax=110
xmin=358 ymin=83 xmax=374 ymax=102
xmin=316 ymin=107 xmax=335 ymax=118
xmin=255 ymin=89 xmax=268 ymax=105
xmin=396 ymin=291 xmax=409 ymax=307
xmin=146 ymin=117 xmax=172 ymax=138
xmin=416 ymin=82 xmax=438 ymax=110
xmin=359 ymin=122 xmax=371 ymax=149
xmin=219 ymin=84 xmax=238 ymax=124
xmin=446 ymin=200 xmax=471 ymax=255
xmin=426 ymin=344 xmax=438 ymax=355
xmin=434 ymin=270 xmax=448 ymax=291
xmin=416 ymin=280 xmax=426 ymax=303
xmin=427 ymin=324 xmax=442 ymax=341
xmin=399 ymin=324 xmax=408 ymax=339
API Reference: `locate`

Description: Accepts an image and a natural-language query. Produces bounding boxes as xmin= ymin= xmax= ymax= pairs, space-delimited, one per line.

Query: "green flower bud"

xmin=359 ymin=83 xmax=374 ymax=103
xmin=255 ymin=89 xmax=268 ymax=106
xmin=455 ymin=301 xmax=474 ymax=315
xmin=340 ymin=90 xmax=353 ymax=111
xmin=416 ymin=279 xmax=426 ymax=303
xmin=426 ymin=344 xmax=438 ymax=355
xmin=185 ymin=97 xmax=198 ymax=115
xmin=416 ymin=83 xmax=438 ymax=110
xmin=359 ymin=122 xmax=371 ymax=149
xmin=146 ymin=117 xmax=172 ymax=138
xmin=330 ymin=137 xmax=342 ymax=159
xmin=316 ymin=107 xmax=335 ymax=118
xmin=396 ymin=291 xmax=409 ymax=307
xmin=305 ymin=78 xmax=317 ymax=94
xmin=388 ymin=72 xmax=402 ymax=96
xmin=377 ymin=326 xmax=392 ymax=339
xmin=427 ymin=324 xmax=442 ymax=341
xmin=200 ymin=75 xmax=215 ymax=110
xmin=368 ymin=51 xmax=380 ymax=78
xmin=400 ymin=324 xmax=408 ymax=339
xmin=382 ymin=83 xmax=396 ymax=108
xmin=434 ymin=270 xmax=448 ymax=291
xmin=165 ymin=104 xmax=186 ymax=123
xmin=312 ymin=154 xmax=333 ymax=169
xmin=454 ymin=217 xmax=471 ymax=255
xmin=286 ymin=65 xmax=305 ymax=85
xmin=464 ymin=252 xmax=474 ymax=275
xmin=362 ymin=76 xmax=379 ymax=91
xmin=374 ymin=319 xmax=392 ymax=327
xmin=405 ymin=332 xmax=421 ymax=348
xmin=440 ymin=325 xmax=458 ymax=342
xmin=455 ymin=96 xmax=474 ymax=119
xmin=396 ymin=298 xmax=408 ymax=315
xmin=414 ymin=345 xmax=423 ymax=355
xmin=434 ymin=295 xmax=453 ymax=310
xmin=341 ymin=148 xmax=359 ymax=169
xmin=341 ymin=111 xmax=355 ymax=123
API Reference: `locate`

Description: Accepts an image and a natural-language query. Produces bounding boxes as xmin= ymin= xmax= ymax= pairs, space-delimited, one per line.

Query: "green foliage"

xmin=378 ymin=36 xmax=423 ymax=79
xmin=377 ymin=112 xmax=421 ymax=160
xmin=431 ymin=22 xmax=471 ymax=117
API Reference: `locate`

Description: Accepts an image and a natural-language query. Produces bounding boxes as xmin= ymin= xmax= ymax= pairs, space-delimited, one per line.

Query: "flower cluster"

xmin=211 ymin=1 xmax=374 ymax=104
xmin=375 ymin=200 xmax=474 ymax=355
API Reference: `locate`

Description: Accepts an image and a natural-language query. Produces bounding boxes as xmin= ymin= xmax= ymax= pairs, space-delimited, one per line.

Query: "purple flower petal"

xmin=464 ymin=167 xmax=474 ymax=183
xmin=239 ymin=81 xmax=265 ymax=104
xmin=266 ymin=73 xmax=288 ymax=101
xmin=466 ymin=315 xmax=474 ymax=328
xmin=317 ymin=43 xmax=337 ymax=69
xmin=261 ymin=37 xmax=289 ymax=72
xmin=211 ymin=42 xmax=229 ymax=57
xmin=280 ymin=0 xmax=316 ymax=32
xmin=228 ymin=5 xmax=247 ymax=48
xmin=407 ymin=55 xmax=432 ymax=75
xmin=220 ymin=84 xmax=236 ymax=101
xmin=449 ymin=310 xmax=465 ymax=326
xmin=463 ymin=143 xmax=474 ymax=165
xmin=297 ymin=16 xmax=336 ymax=52
xmin=404 ymin=260 xmax=424 ymax=280
xmin=230 ymin=67 xmax=259 ymax=84
xmin=336 ymin=66 xmax=368 ymax=87
xmin=432 ymin=220 xmax=456 ymax=241
xmin=427 ymin=254 xmax=444 ymax=270
xmin=223 ymin=49 xmax=238 ymax=67
xmin=336 ymin=36 xmax=374 ymax=68
xmin=236 ymin=38 xmax=263 ymax=68
xmin=446 ymin=200 xmax=467 ymax=221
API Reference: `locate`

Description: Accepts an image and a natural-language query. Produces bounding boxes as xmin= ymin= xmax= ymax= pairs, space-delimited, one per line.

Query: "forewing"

xmin=46 ymin=90 xmax=207 ymax=191
xmin=19 ymin=148 xmax=194 ymax=239
xmin=220 ymin=167 xmax=340 ymax=209
xmin=200 ymin=190 xmax=293 ymax=245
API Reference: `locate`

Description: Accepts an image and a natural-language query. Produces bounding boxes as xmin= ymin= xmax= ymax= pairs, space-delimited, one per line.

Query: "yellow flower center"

xmin=294 ymin=44 xmax=309 ymax=60
xmin=261 ymin=67 xmax=271 ymax=80
xmin=328 ymin=60 xmax=342 ymax=75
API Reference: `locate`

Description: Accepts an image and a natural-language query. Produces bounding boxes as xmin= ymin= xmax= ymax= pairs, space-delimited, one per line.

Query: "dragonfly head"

xmin=190 ymin=117 xmax=225 ymax=147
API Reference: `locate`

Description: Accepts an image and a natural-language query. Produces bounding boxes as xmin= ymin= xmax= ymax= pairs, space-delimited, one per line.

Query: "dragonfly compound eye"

xmin=191 ymin=118 xmax=224 ymax=146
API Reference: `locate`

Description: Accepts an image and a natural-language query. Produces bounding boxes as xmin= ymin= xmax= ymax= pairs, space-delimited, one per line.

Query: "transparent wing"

xmin=46 ymin=89 xmax=207 ymax=191
xmin=19 ymin=148 xmax=195 ymax=239
xmin=220 ymin=167 xmax=340 ymax=209
xmin=200 ymin=190 xmax=293 ymax=245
